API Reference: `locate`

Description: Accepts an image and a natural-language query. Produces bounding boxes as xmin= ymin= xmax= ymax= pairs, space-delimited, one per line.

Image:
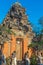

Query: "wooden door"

xmin=16 ymin=38 xmax=23 ymax=61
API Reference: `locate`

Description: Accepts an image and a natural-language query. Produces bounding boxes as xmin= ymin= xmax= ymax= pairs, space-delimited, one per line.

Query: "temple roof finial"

xmin=15 ymin=2 xmax=22 ymax=6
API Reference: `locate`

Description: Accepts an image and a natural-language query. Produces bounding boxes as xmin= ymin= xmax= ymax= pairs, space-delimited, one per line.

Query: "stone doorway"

xmin=16 ymin=38 xmax=23 ymax=61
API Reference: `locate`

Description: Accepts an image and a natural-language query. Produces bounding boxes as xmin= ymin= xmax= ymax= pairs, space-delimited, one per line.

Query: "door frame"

xmin=16 ymin=38 xmax=24 ymax=60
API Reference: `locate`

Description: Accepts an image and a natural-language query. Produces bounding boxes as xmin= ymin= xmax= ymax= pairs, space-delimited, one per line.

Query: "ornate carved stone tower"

xmin=0 ymin=2 xmax=34 ymax=60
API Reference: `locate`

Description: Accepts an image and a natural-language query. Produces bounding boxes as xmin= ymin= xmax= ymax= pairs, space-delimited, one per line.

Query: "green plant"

xmin=6 ymin=57 xmax=11 ymax=65
xmin=30 ymin=54 xmax=37 ymax=65
xmin=6 ymin=29 xmax=12 ymax=34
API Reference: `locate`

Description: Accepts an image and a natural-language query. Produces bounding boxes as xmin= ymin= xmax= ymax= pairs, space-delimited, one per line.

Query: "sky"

xmin=0 ymin=0 xmax=43 ymax=32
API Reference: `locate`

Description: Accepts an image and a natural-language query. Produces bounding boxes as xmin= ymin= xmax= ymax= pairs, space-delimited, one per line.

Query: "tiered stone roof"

xmin=0 ymin=2 xmax=34 ymax=44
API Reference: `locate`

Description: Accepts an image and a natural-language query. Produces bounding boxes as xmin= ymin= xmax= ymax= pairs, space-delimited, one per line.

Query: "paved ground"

xmin=17 ymin=61 xmax=24 ymax=65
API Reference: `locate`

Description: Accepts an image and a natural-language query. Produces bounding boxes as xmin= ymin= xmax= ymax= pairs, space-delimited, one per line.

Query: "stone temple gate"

xmin=0 ymin=2 xmax=34 ymax=60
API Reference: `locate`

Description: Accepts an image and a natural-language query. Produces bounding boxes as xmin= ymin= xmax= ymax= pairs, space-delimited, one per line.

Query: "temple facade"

xmin=0 ymin=2 xmax=34 ymax=60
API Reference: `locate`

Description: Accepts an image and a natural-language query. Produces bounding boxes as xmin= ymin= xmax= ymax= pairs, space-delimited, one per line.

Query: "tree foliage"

xmin=39 ymin=16 xmax=43 ymax=34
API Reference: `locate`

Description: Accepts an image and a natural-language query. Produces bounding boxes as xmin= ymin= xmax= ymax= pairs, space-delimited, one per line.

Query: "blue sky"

xmin=0 ymin=0 xmax=43 ymax=32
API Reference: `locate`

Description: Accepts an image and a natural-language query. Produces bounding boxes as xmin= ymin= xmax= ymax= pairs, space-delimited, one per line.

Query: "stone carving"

xmin=0 ymin=2 xmax=34 ymax=44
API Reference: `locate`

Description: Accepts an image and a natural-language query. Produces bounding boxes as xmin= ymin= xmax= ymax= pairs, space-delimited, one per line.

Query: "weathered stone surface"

xmin=0 ymin=2 xmax=34 ymax=45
